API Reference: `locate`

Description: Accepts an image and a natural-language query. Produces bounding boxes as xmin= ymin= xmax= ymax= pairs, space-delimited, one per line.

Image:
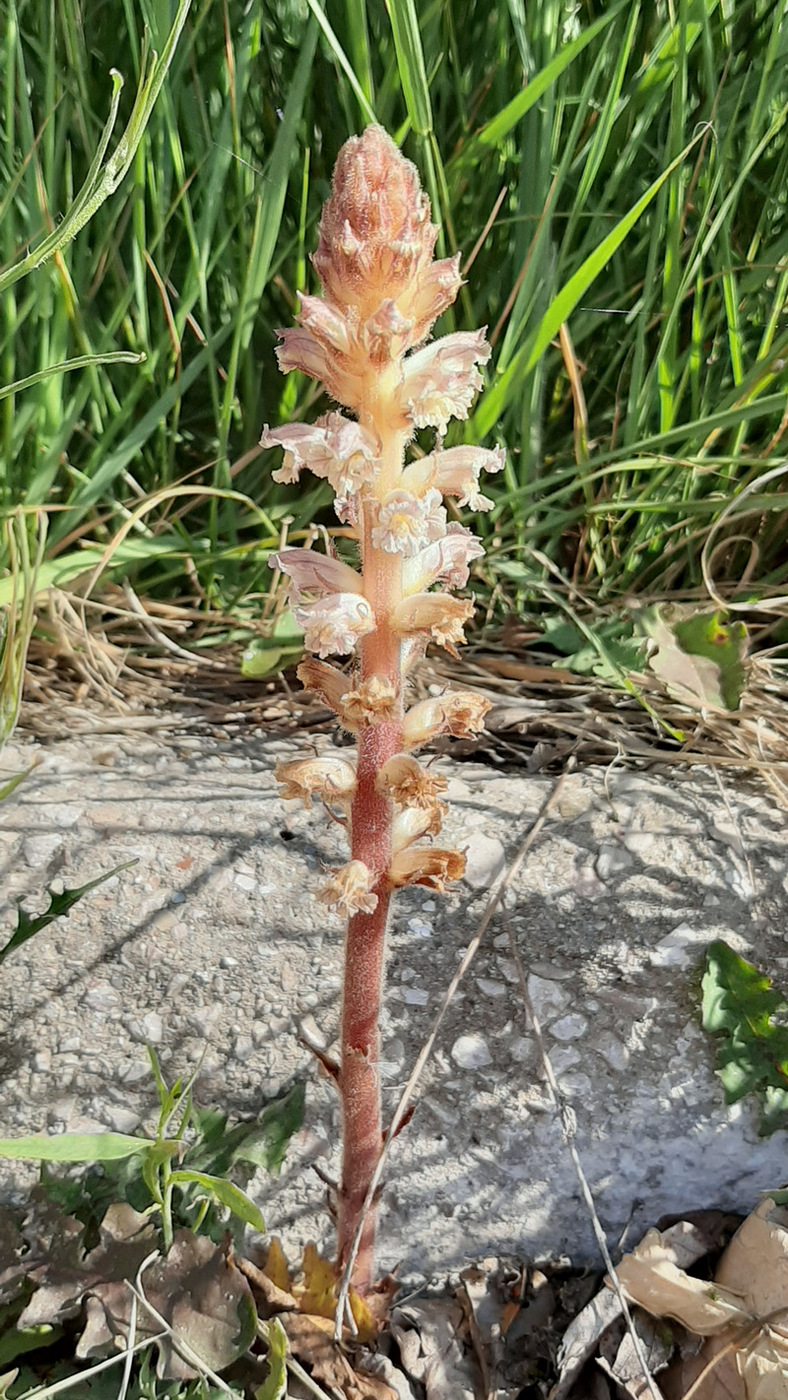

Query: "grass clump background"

xmin=1 ymin=0 xmax=788 ymax=667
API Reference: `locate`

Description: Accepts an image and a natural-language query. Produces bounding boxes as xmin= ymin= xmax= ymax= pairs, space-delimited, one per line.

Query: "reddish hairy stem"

xmin=337 ymin=718 xmax=400 ymax=1288
xmin=336 ymin=527 xmax=404 ymax=1290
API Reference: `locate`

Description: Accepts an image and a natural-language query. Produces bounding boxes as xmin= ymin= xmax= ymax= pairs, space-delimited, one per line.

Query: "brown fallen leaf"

xmin=609 ymin=1203 xmax=788 ymax=1400
xmin=390 ymin=1299 xmax=478 ymax=1400
xmin=17 ymin=1203 xmax=156 ymax=1331
xmin=280 ymin=1313 xmax=397 ymax=1400
xmin=18 ymin=1205 xmax=257 ymax=1383
xmin=668 ymin=1198 xmax=788 ymax=1400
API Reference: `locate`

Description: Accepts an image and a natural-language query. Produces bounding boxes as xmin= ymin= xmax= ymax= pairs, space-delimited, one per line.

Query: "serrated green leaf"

xmin=232 ymin=1082 xmax=305 ymax=1176
xmin=1 ymin=860 xmax=137 ymax=964
xmin=702 ymin=941 xmax=788 ymax=1135
xmin=0 ymin=1133 xmax=180 ymax=1163
xmin=169 ymin=1170 xmax=265 ymax=1232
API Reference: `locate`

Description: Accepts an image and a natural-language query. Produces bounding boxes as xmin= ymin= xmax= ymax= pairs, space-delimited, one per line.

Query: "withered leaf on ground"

xmin=132 ymin=1229 xmax=258 ymax=1380
xmin=610 ymin=1202 xmax=788 ymax=1400
xmin=17 ymin=1202 xmax=155 ymax=1331
xmin=597 ymin=1309 xmax=674 ymax=1399
xmin=390 ymin=1300 xmax=477 ymax=1400
xmin=280 ymin=1312 xmax=397 ymax=1400
xmin=17 ymin=1204 xmax=256 ymax=1383
xmin=552 ymin=1219 xmax=732 ymax=1400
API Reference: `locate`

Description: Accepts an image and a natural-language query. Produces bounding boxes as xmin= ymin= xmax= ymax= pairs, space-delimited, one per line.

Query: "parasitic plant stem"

xmin=262 ymin=126 xmax=501 ymax=1291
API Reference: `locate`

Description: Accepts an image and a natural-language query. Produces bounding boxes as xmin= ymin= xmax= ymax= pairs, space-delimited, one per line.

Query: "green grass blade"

xmin=385 ymin=0 xmax=433 ymax=136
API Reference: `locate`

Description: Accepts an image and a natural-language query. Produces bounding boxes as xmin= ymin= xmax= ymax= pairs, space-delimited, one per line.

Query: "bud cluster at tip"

xmin=262 ymin=125 xmax=502 ymax=916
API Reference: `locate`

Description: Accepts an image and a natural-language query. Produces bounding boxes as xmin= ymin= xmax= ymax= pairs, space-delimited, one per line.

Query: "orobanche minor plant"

xmin=262 ymin=125 xmax=502 ymax=1291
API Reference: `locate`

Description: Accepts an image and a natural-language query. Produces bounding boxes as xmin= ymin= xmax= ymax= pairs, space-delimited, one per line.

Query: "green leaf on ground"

xmin=232 ymin=1083 xmax=306 ymax=1176
xmin=0 ymin=1133 xmax=180 ymax=1163
xmin=168 ymin=1171 xmax=265 ymax=1233
xmin=541 ymin=614 xmax=646 ymax=681
xmin=256 ymin=1317 xmax=288 ymax=1400
xmin=640 ymin=607 xmax=748 ymax=711
xmin=0 ymin=861 xmax=137 ymax=964
xmin=241 ymin=611 xmax=304 ymax=678
xmin=702 ymin=940 xmax=788 ymax=1135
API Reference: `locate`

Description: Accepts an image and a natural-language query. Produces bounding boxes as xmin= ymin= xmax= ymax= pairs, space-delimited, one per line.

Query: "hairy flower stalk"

xmin=262 ymin=127 xmax=502 ymax=1292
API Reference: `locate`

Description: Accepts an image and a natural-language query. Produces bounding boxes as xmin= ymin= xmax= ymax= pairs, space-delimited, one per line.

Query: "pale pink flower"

xmin=294 ymin=592 xmax=375 ymax=658
xmin=403 ymin=444 xmax=505 ymax=511
xmin=275 ymin=755 xmax=356 ymax=809
xmin=262 ymin=414 xmax=380 ymax=501
xmin=392 ymin=592 xmax=474 ymax=651
xmin=319 ymin=411 xmax=380 ymax=499
xmin=275 ymin=326 xmax=362 ymax=406
xmin=371 ymin=488 xmax=446 ymax=557
xmin=270 ymin=547 xmax=363 ymax=605
xmin=403 ymin=524 xmax=485 ymax=594
xmin=403 ymin=692 xmax=492 ymax=747
xmin=261 ymin=421 xmax=335 ymax=484
xmin=319 ymin=860 xmax=378 ymax=917
xmin=399 ymin=330 xmax=492 ymax=436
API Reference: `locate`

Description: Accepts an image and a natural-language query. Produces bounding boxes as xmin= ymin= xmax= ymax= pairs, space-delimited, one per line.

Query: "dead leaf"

xmin=605 ymin=1204 xmax=788 ymax=1400
xmin=553 ymin=1220 xmax=739 ymax=1400
xmin=552 ymin=1288 xmax=624 ymax=1400
xmin=264 ymin=1237 xmax=293 ymax=1294
xmin=640 ymin=606 xmax=747 ymax=713
xmin=140 ymin=1229 xmax=258 ymax=1380
xmin=280 ymin=1313 xmax=395 ymax=1399
xmin=18 ymin=1206 xmax=256 ymax=1383
xmin=597 ymin=1309 xmax=673 ymax=1398
xmin=613 ymin=1228 xmax=745 ymax=1336
xmin=18 ymin=1203 xmax=155 ymax=1331
xmin=390 ymin=1300 xmax=477 ymax=1400
xmin=679 ymin=1198 xmax=788 ymax=1400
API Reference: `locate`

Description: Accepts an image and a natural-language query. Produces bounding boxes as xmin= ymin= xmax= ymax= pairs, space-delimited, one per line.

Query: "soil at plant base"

xmin=0 ymin=725 xmax=786 ymax=1291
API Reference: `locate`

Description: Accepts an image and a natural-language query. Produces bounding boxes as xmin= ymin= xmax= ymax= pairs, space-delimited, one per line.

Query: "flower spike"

xmin=261 ymin=124 xmax=502 ymax=1293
